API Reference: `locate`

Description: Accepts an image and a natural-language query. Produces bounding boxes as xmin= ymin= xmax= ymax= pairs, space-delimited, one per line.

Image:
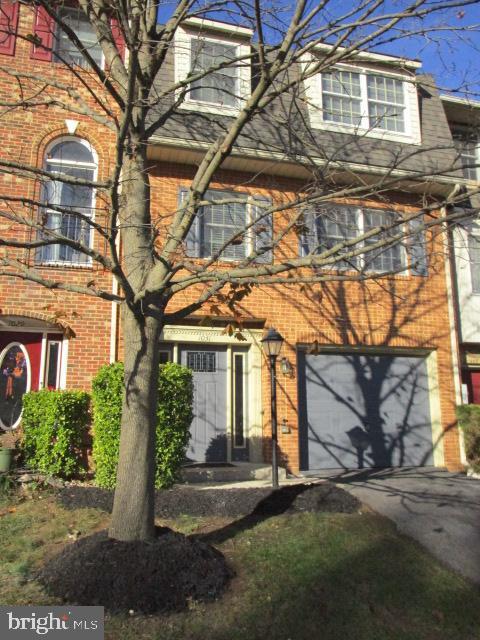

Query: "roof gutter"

xmin=147 ymin=133 xmax=471 ymax=191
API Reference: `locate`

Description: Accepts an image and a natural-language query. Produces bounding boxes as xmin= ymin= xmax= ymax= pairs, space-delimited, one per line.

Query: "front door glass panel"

xmin=0 ymin=343 xmax=31 ymax=429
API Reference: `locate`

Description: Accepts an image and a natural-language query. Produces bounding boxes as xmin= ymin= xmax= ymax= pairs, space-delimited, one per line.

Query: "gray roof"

xmin=147 ymin=55 xmax=460 ymax=181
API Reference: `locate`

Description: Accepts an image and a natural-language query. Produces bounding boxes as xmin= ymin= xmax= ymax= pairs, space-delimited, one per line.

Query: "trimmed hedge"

xmin=90 ymin=362 xmax=123 ymax=489
xmin=92 ymin=362 xmax=193 ymax=489
xmin=456 ymin=405 xmax=480 ymax=473
xmin=21 ymin=390 xmax=90 ymax=478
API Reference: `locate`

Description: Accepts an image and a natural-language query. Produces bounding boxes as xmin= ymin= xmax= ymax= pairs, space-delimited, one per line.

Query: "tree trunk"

xmin=109 ymin=304 xmax=162 ymax=540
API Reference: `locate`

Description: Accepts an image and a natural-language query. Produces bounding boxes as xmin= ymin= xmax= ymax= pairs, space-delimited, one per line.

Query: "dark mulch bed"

xmin=58 ymin=482 xmax=360 ymax=518
xmin=38 ymin=526 xmax=231 ymax=614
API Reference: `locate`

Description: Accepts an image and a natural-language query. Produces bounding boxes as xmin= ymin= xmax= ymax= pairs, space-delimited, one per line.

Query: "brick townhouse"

xmin=0 ymin=6 xmax=476 ymax=473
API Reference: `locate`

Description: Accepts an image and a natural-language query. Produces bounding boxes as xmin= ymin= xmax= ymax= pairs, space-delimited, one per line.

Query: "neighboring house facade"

xmin=0 ymin=8 xmax=471 ymax=472
xmin=441 ymin=96 xmax=480 ymax=405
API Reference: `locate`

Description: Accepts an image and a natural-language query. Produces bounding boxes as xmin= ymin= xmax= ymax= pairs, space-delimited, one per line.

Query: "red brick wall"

xmin=145 ymin=161 xmax=462 ymax=472
xmin=0 ymin=4 xmax=115 ymax=389
xmin=0 ymin=5 xmax=462 ymax=471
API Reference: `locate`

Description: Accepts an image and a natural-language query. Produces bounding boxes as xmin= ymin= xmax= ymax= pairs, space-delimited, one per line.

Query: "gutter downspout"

xmin=443 ymin=206 xmax=467 ymax=464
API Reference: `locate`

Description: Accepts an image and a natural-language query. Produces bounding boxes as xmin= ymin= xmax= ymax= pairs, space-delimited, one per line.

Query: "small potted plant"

xmin=0 ymin=431 xmax=18 ymax=473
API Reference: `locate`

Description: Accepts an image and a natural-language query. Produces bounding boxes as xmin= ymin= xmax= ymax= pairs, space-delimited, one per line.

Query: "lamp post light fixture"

xmin=261 ymin=328 xmax=284 ymax=489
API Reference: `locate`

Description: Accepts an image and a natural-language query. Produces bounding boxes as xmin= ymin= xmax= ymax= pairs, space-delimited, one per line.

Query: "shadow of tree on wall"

xmin=298 ymin=349 xmax=434 ymax=469
xmin=267 ymin=260 xmax=452 ymax=471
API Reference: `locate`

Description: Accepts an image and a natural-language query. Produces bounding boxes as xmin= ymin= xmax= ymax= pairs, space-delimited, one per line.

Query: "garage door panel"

xmin=299 ymin=352 xmax=434 ymax=470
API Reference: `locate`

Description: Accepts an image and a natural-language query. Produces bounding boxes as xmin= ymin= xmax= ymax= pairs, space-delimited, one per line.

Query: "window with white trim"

xmin=182 ymin=189 xmax=272 ymax=262
xmin=367 ymin=75 xmax=405 ymax=133
xmin=174 ymin=26 xmax=251 ymax=114
xmin=304 ymin=61 xmax=420 ymax=143
xmin=452 ymin=128 xmax=479 ymax=181
xmin=54 ymin=7 xmax=103 ymax=69
xmin=37 ymin=138 xmax=97 ymax=265
xmin=300 ymin=204 xmax=427 ymax=275
xmin=44 ymin=340 xmax=61 ymax=389
xmin=321 ymin=70 xmax=362 ymax=126
xmin=190 ymin=39 xmax=238 ymax=107
xmin=320 ymin=70 xmax=406 ymax=133
xmin=468 ymin=233 xmax=480 ymax=293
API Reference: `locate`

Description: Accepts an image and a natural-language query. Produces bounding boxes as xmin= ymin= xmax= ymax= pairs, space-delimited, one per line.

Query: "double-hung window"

xmin=300 ymin=205 xmax=359 ymax=268
xmin=320 ymin=70 xmax=407 ymax=133
xmin=366 ymin=75 xmax=405 ymax=133
xmin=182 ymin=189 xmax=272 ymax=262
xmin=54 ymin=6 xmax=103 ymax=69
xmin=363 ymin=209 xmax=404 ymax=272
xmin=174 ymin=23 xmax=251 ymax=114
xmin=37 ymin=139 xmax=96 ymax=265
xmin=300 ymin=204 xmax=427 ymax=275
xmin=468 ymin=233 xmax=480 ymax=293
xmin=190 ymin=39 xmax=238 ymax=107
xmin=453 ymin=129 xmax=479 ymax=181
xmin=321 ymin=71 xmax=362 ymax=126
xmin=304 ymin=60 xmax=419 ymax=141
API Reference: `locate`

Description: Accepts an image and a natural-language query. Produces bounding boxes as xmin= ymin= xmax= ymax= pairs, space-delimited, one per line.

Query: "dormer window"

xmin=190 ymin=39 xmax=238 ymax=107
xmin=304 ymin=57 xmax=421 ymax=143
xmin=321 ymin=71 xmax=362 ymax=126
xmin=319 ymin=69 xmax=407 ymax=133
xmin=452 ymin=129 xmax=479 ymax=181
xmin=174 ymin=21 xmax=251 ymax=116
xmin=367 ymin=75 xmax=405 ymax=133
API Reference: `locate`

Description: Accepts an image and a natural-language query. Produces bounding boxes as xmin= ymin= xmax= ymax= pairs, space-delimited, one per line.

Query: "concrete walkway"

xmin=314 ymin=467 xmax=480 ymax=585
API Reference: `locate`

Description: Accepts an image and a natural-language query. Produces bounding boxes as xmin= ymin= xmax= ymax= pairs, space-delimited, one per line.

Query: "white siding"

xmin=454 ymin=223 xmax=480 ymax=343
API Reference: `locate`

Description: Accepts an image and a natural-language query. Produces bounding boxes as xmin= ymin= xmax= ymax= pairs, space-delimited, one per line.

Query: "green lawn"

xmin=0 ymin=490 xmax=479 ymax=640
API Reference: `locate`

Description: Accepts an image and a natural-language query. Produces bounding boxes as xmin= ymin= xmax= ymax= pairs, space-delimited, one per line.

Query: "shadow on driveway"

xmin=306 ymin=467 xmax=480 ymax=585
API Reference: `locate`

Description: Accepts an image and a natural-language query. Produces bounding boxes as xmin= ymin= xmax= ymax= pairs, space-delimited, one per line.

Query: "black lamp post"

xmin=261 ymin=328 xmax=284 ymax=489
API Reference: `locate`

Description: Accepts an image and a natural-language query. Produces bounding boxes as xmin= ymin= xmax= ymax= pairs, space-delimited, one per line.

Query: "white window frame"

xmin=452 ymin=127 xmax=480 ymax=182
xmin=174 ymin=25 xmax=251 ymax=116
xmin=183 ymin=189 xmax=270 ymax=262
xmin=0 ymin=342 xmax=31 ymax=430
xmin=38 ymin=136 xmax=98 ymax=268
xmin=302 ymin=205 xmax=409 ymax=275
xmin=465 ymin=216 xmax=480 ymax=295
xmin=302 ymin=58 xmax=421 ymax=144
xmin=44 ymin=340 xmax=62 ymax=389
xmin=54 ymin=6 xmax=104 ymax=70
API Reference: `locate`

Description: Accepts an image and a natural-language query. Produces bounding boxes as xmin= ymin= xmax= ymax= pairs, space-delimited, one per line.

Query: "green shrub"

xmin=91 ymin=362 xmax=124 ymax=489
xmin=21 ymin=390 xmax=90 ymax=478
xmin=456 ymin=405 xmax=480 ymax=473
xmin=92 ymin=361 xmax=193 ymax=489
xmin=155 ymin=362 xmax=194 ymax=488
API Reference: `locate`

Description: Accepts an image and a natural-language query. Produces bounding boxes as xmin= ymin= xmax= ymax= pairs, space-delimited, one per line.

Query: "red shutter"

xmin=470 ymin=372 xmax=480 ymax=404
xmin=31 ymin=5 xmax=54 ymax=61
xmin=0 ymin=0 xmax=19 ymax=57
xmin=110 ymin=17 xmax=125 ymax=61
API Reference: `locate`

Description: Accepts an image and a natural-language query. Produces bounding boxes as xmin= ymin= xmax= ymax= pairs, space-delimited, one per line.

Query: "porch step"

xmin=180 ymin=463 xmax=288 ymax=484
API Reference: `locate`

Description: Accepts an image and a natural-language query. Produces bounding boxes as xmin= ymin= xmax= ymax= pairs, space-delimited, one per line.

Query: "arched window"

xmin=38 ymin=138 xmax=97 ymax=264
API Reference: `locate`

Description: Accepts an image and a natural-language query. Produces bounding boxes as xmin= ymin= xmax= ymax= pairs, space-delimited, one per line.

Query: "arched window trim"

xmin=45 ymin=136 xmax=98 ymax=168
xmin=0 ymin=342 xmax=31 ymax=430
xmin=38 ymin=136 xmax=98 ymax=267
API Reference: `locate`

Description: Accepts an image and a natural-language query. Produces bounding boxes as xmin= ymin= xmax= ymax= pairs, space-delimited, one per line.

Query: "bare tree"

xmin=0 ymin=0 xmax=479 ymax=541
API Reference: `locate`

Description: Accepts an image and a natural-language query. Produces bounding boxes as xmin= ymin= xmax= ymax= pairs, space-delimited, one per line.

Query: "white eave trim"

xmin=148 ymin=133 xmax=468 ymax=187
xmin=313 ymin=42 xmax=421 ymax=70
xmin=440 ymin=94 xmax=480 ymax=109
xmin=182 ymin=17 xmax=253 ymax=37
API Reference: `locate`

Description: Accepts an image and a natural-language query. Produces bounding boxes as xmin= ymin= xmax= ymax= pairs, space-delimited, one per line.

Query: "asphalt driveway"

xmin=317 ymin=467 xmax=480 ymax=585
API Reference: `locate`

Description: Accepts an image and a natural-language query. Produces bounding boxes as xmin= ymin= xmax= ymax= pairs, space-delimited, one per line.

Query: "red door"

xmin=0 ymin=332 xmax=43 ymax=429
